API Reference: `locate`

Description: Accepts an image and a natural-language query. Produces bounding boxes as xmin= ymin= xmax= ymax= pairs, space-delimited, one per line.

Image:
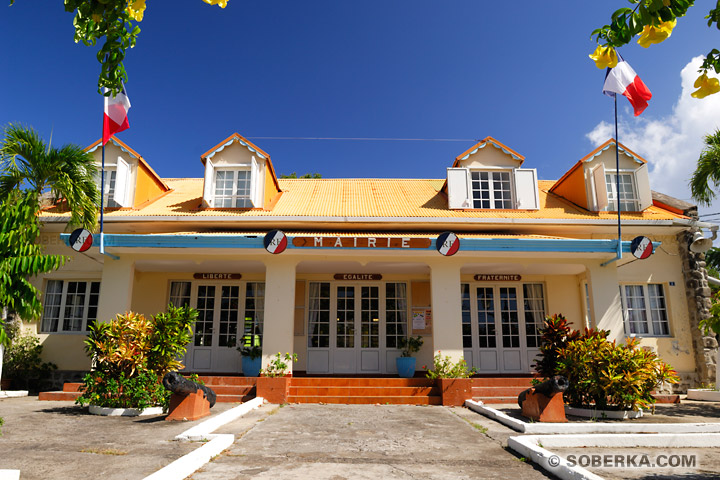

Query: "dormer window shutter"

xmin=447 ymin=168 xmax=471 ymax=209
xmin=113 ymin=156 xmax=131 ymax=207
xmin=250 ymin=155 xmax=262 ymax=208
xmin=591 ymin=164 xmax=608 ymax=211
xmin=203 ymin=159 xmax=215 ymax=208
xmin=513 ymin=168 xmax=539 ymax=210
xmin=635 ymin=163 xmax=652 ymax=210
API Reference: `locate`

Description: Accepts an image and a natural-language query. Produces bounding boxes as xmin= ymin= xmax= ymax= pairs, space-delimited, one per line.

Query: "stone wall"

xmin=677 ymin=228 xmax=718 ymax=390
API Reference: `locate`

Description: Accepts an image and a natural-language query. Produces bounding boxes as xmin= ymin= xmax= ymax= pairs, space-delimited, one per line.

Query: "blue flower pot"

xmin=396 ymin=357 xmax=416 ymax=378
xmin=242 ymin=356 xmax=262 ymax=377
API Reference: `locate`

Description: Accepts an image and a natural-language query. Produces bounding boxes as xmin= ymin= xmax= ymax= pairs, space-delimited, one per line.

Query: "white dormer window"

xmin=104 ymin=169 xmax=120 ymax=207
xmin=448 ymin=167 xmax=539 ymax=210
xmin=203 ymin=155 xmax=263 ymax=208
xmin=589 ymin=162 xmax=650 ymax=212
xmin=605 ymin=172 xmax=638 ymax=211
xmin=214 ymin=169 xmax=252 ymax=208
xmin=95 ymin=156 xmax=131 ymax=208
xmin=470 ymin=171 xmax=513 ymax=209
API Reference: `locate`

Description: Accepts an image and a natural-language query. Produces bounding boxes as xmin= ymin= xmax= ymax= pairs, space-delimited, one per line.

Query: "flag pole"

xmin=614 ymin=95 xmax=622 ymax=261
xmin=100 ymin=135 xmax=105 ymax=256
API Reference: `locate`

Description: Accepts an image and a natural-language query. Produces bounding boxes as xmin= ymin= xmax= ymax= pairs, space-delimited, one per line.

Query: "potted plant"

xmin=426 ymin=352 xmax=476 ymax=406
xmin=237 ymin=344 xmax=262 ymax=378
xmin=256 ymin=352 xmax=297 ymax=404
xmin=396 ymin=336 xmax=423 ymax=378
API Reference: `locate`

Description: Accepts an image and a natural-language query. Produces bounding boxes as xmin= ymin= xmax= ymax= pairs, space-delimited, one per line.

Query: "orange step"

xmin=289 ymin=386 xmax=438 ymax=397
xmin=290 ymin=377 xmax=435 ymax=387
xmin=474 ymin=396 xmax=519 ymax=404
xmin=471 ymin=377 xmax=536 ymax=387
xmin=196 ymin=376 xmax=258 ymax=386
xmin=288 ymin=395 xmax=442 ymax=405
xmin=472 ymin=386 xmax=528 ymax=397
xmin=38 ymin=391 xmax=82 ymax=401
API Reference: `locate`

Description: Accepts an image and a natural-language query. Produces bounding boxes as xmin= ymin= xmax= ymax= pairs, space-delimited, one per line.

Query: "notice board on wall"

xmin=410 ymin=281 xmax=432 ymax=335
xmin=411 ymin=308 xmax=433 ymax=335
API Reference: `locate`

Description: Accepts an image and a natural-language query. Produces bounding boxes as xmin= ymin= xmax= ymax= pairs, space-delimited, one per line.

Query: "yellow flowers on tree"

xmin=7 ymin=0 xmax=229 ymax=96
xmin=592 ymin=0 xmax=720 ymax=98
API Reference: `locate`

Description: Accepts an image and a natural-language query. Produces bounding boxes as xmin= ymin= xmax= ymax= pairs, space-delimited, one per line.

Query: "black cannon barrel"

xmin=163 ymin=371 xmax=217 ymax=407
xmin=518 ymin=375 xmax=569 ymax=408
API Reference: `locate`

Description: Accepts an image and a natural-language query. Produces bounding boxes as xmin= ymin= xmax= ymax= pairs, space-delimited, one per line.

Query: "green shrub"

xmin=2 ymin=330 xmax=56 ymax=391
xmin=237 ymin=344 xmax=262 ymax=359
xmin=426 ymin=353 xmax=475 ymax=379
xmin=76 ymin=369 xmax=169 ymax=410
xmin=533 ymin=314 xmax=609 ymax=378
xmin=557 ymin=336 xmax=679 ymax=411
xmin=261 ymin=352 xmax=297 ymax=377
xmin=76 ymin=305 xmax=196 ymax=410
xmin=147 ymin=306 xmax=195 ymax=377
xmin=397 ymin=336 xmax=423 ymax=358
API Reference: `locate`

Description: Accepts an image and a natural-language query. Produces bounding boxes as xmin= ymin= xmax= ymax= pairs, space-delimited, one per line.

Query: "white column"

xmin=585 ymin=261 xmax=624 ymax=342
xmin=96 ymin=257 xmax=135 ymax=323
xmin=262 ymin=258 xmax=298 ymax=372
xmin=429 ymin=261 xmax=464 ymax=362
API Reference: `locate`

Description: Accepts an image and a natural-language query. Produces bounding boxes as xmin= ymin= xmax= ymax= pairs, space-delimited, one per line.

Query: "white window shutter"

xmin=635 ymin=163 xmax=652 ymax=210
xmin=250 ymin=156 xmax=262 ymax=208
xmin=447 ymin=168 xmax=471 ymax=209
xmin=202 ymin=159 xmax=214 ymax=207
xmin=514 ymin=168 xmax=539 ymax=210
xmin=591 ymin=164 xmax=608 ymax=211
xmin=113 ymin=156 xmax=130 ymax=207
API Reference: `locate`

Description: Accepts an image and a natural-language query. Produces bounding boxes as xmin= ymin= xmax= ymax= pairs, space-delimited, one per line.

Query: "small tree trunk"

xmin=0 ymin=343 xmax=4 ymax=391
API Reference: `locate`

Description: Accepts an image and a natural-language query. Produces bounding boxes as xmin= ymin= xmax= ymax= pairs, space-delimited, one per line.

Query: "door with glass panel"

xmin=462 ymin=283 xmax=545 ymax=373
xmin=332 ymin=285 xmax=381 ymax=373
xmin=306 ymin=282 xmax=407 ymax=374
xmin=170 ymin=281 xmax=264 ymax=373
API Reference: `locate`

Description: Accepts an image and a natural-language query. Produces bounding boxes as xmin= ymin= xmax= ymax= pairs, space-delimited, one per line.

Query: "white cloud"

xmin=586 ymin=56 xmax=720 ymax=219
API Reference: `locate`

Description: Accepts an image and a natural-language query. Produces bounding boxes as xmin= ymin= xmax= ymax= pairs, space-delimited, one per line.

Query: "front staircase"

xmin=288 ymin=377 xmax=440 ymax=405
xmin=39 ymin=376 xmax=534 ymax=405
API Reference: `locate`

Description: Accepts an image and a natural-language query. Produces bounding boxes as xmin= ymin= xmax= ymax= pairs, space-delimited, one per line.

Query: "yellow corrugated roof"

xmin=39 ymin=177 xmax=685 ymax=221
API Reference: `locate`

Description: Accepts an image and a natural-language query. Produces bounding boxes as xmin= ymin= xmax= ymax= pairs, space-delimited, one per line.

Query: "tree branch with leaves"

xmin=8 ymin=0 xmax=229 ymax=96
xmin=591 ymin=0 xmax=720 ymax=98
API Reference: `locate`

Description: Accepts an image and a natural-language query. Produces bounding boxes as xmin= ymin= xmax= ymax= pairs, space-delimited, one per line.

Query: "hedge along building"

xmin=31 ymin=133 xmax=718 ymax=390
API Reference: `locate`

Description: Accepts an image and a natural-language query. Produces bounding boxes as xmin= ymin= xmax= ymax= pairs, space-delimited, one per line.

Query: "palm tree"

xmin=690 ymin=129 xmax=720 ymax=207
xmin=0 ymin=124 xmax=99 ymax=230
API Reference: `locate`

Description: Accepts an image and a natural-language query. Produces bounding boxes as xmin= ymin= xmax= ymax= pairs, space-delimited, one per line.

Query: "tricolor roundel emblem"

xmin=630 ymin=236 xmax=653 ymax=260
xmin=69 ymin=228 xmax=93 ymax=253
xmin=436 ymin=232 xmax=460 ymax=256
xmin=264 ymin=230 xmax=287 ymax=254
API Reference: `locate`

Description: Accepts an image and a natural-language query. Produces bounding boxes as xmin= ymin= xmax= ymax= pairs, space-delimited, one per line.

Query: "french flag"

xmin=602 ymin=54 xmax=652 ymax=116
xmin=102 ymin=84 xmax=131 ymax=145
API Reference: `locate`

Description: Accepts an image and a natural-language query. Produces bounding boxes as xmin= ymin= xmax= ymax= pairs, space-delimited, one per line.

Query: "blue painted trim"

xmin=205 ymin=137 xmax=267 ymax=161
xmin=585 ymin=142 xmax=642 ymax=165
xmin=60 ymin=234 xmax=649 ymax=254
xmin=459 ymin=140 xmax=522 ymax=162
xmin=87 ymin=138 xmax=138 ymax=158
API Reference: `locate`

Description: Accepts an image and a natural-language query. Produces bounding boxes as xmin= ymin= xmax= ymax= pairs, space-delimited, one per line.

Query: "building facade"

xmin=31 ymin=134 xmax=718 ymax=390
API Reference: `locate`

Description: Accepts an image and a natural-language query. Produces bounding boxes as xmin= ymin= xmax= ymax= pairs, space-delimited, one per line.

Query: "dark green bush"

xmin=76 ymin=369 xmax=169 ymax=410
xmin=2 ymin=330 xmax=56 ymax=391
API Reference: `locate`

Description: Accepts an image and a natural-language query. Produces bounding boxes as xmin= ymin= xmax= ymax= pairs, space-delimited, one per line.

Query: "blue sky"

xmin=2 ymin=1 xmax=720 ymax=208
